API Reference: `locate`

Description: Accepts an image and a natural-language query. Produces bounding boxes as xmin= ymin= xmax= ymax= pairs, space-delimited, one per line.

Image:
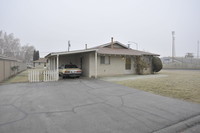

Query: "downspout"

xmin=95 ymin=50 xmax=98 ymax=78
xmin=49 ymin=57 xmax=50 ymax=70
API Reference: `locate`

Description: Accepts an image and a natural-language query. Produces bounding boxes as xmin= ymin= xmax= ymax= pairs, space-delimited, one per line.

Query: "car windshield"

xmin=65 ymin=65 xmax=78 ymax=68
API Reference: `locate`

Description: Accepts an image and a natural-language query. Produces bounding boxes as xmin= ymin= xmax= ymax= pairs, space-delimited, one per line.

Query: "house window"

xmin=100 ymin=56 xmax=110 ymax=64
xmin=125 ymin=57 xmax=131 ymax=70
xmin=100 ymin=56 xmax=105 ymax=64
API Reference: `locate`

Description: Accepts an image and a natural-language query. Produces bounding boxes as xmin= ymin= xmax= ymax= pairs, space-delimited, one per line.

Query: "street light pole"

xmin=128 ymin=41 xmax=138 ymax=50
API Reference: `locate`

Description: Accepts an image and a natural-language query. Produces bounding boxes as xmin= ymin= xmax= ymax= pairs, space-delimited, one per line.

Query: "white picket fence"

xmin=28 ymin=70 xmax=58 ymax=82
xmin=43 ymin=70 xmax=58 ymax=82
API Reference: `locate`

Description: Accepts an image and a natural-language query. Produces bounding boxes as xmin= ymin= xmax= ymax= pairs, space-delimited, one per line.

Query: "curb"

xmin=153 ymin=115 xmax=200 ymax=133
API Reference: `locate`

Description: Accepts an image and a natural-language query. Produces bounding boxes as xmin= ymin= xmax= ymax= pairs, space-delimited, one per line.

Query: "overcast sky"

xmin=1 ymin=0 xmax=200 ymax=57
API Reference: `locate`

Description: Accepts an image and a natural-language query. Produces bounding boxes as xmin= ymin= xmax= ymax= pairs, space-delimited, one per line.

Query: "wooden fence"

xmin=43 ymin=70 xmax=58 ymax=82
xmin=0 ymin=55 xmax=26 ymax=82
xmin=28 ymin=70 xmax=58 ymax=82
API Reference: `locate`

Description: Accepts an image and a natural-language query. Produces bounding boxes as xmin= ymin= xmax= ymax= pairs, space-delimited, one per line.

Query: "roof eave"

xmin=45 ymin=49 xmax=98 ymax=58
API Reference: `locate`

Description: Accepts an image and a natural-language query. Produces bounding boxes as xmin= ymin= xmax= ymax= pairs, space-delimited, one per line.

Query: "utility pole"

xmin=68 ymin=40 xmax=71 ymax=52
xmin=197 ymin=40 xmax=199 ymax=58
xmin=172 ymin=31 xmax=175 ymax=62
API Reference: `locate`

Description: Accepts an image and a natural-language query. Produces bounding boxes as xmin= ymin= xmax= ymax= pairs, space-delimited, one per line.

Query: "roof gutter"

xmin=45 ymin=49 xmax=98 ymax=58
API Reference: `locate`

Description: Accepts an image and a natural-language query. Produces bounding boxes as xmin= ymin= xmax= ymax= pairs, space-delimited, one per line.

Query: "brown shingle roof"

xmin=97 ymin=48 xmax=159 ymax=56
xmin=33 ymin=58 xmax=47 ymax=63
xmin=45 ymin=40 xmax=159 ymax=57
xmin=90 ymin=41 xmax=129 ymax=49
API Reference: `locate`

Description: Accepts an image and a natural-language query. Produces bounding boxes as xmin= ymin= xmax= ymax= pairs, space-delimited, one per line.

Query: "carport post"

xmin=56 ymin=54 xmax=59 ymax=80
xmin=53 ymin=56 xmax=55 ymax=70
xmin=95 ymin=51 xmax=97 ymax=78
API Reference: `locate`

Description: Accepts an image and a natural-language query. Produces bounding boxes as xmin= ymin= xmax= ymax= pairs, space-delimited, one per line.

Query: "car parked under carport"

xmin=59 ymin=64 xmax=82 ymax=78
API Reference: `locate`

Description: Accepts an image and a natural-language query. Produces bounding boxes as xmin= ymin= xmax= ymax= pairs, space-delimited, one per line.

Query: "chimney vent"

xmin=85 ymin=44 xmax=87 ymax=50
xmin=111 ymin=37 xmax=114 ymax=49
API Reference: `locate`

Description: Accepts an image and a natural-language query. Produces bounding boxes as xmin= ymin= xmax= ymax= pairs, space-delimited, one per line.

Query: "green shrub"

xmin=135 ymin=56 xmax=148 ymax=75
xmin=11 ymin=66 xmax=19 ymax=71
xmin=152 ymin=57 xmax=162 ymax=72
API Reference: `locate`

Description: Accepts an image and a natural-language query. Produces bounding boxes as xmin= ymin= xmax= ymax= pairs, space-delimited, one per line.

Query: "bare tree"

xmin=21 ymin=44 xmax=35 ymax=63
xmin=0 ymin=31 xmax=4 ymax=54
xmin=0 ymin=30 xmax=36 ymax=63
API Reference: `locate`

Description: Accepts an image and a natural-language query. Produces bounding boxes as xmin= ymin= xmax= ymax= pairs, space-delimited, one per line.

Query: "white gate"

xmin=28 ymin=70 xmax=40 ymax=82
xmin=43 ymin=70 xmax=58 ymax=82
xmin=28 ymin=70 xmax=58 ymax=82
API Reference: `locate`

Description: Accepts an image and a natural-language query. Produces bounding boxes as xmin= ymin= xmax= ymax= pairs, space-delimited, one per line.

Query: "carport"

xmin=45 ymin=49 xmax=98 ymax=78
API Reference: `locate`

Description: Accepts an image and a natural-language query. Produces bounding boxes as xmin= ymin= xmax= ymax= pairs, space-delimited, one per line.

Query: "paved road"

xmin=182 ymin=124 xmax=200 ymax=133
xmin=0 ymin=79 xmax=200 ymax=133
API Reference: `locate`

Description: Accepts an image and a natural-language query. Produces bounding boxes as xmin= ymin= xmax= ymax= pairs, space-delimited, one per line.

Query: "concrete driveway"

xmin=0 ymin=79 xmax=200 ymax=133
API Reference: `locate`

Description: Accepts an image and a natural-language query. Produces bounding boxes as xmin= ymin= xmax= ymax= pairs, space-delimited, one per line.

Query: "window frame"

xmin=100 ymin=56 xmax=110 ymax=65
xmin=125 ymin=57 xmax=131 ymax=70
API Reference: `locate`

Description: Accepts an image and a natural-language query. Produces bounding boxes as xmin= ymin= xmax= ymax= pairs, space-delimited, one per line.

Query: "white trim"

xmin=56 ymin=54 xmax=59 ymax=80
xmin=46 ymin=49 xmax=98 ymax=58
xmin=53 ymin=56 xmax=56 ymax=70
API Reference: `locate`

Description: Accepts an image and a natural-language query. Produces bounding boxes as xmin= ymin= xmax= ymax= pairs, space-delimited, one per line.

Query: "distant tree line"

xmin=33 ymin=50 xmax=40 ymax=61
xmin=0 ymin=30 xmax=39 ymax=63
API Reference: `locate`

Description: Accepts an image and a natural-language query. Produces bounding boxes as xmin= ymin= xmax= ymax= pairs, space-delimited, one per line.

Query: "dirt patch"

xmin=116 ymin=70 xmax=200 ymax=104
xmin=2 ymin=69 xmax=48 ymax=84
xmin=3 ymin=70 xmax=29 ymax=84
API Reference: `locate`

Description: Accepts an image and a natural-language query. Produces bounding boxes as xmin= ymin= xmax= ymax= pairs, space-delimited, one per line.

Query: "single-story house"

xmin=33 ymin=58 xmax=47 ymax=68
xmin=45 ymin=39 xmax=159 ymax=78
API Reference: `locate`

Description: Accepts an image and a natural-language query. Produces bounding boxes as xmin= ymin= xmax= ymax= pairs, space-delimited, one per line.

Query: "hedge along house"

xmin=45 ymin=39 xmax=159 ymax=78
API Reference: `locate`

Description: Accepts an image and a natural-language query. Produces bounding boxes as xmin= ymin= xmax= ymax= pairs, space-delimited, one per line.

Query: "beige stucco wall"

xmin=88 ymin=52 xmax=95 ymax=77
xmin=89 ymin=54 xmax=153 ymax=77
xmin=87 ymin=53 xmax=137 ymax=77
xmin=96 ymin=55 xmax=136 ymax=77
xmin=0 ymin=60 xmax=4 ymax=81
xmin=5 ymin=61 xmax=11 ymax=79
xmin=82 ymin=53 xmax=90 ymax=77
xmin=0 ymin=59 xmax=26 ymax=82
xmin=34 ymin=62 xmax=46 ymax=68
